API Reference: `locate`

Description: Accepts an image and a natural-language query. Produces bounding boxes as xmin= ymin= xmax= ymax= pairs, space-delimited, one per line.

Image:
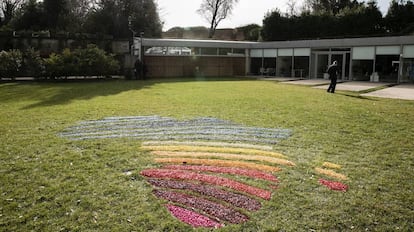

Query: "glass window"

xmin=250 ymin=49 xmax=263 ymax=57
xmin=352 ymin=60 xmax=373 ymax=81
xmin=294 ymin=56 xmax=309 ymax=78
xmin=353 ymin=47 xmax=375 ymax=60
xmin=376 ymin=46 xmax=400 ymax=55
xmin=375 ymin=55 xmax=400 ymax=82
xmin=294 ymin=48 xmax=310 ymax=57
xmin=278 ymin=49 xmax=293 ymax=57
xmin=402 ymin=59 xmax=414 ymax=82
xmin=263 ymin=58 xmax=276 ymax=76
xmin=232 ymin=48 xmax=245 ymax=56
xmin=403 ymin=45 xmax=414 ymax=58
xmin=200 ymin=47 xmax=217 ymax=55
xmin=250 ymin=58 xmax=262 ymax=75
xmin=219 ymin=48 xmax=232 ymax=56
xmin=263 ymin=49 xmax=277 ymax=58
xmin=277 ymin=56 xmax=292 ymax=77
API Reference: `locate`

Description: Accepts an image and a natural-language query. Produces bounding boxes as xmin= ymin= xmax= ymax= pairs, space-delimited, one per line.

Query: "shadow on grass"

xmin=0 ymin=77 xmax=251 ymax=110
xmin=336 ymin=92 xmax=378 ymax=101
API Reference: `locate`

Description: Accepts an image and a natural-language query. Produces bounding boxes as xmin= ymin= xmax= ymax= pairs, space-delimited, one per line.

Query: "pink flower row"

xmin=141 ymin=169 xmax=272 ymax=200
xmin=166 ymin=204 xmax=223 ymax=228
xmin=148 ymin=179 xmax=262 ymax=211
xmin=319 ymin=179 xmax=348 ymax=192
xmin=154 ymin=189 xmax=249 ymax=224
xmin=163 ymin=164 xmax=278 ymax=182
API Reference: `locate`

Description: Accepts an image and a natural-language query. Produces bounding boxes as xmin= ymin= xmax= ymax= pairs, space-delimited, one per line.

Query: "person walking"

xmin=327 ymin=60 xmax=339 ymax=93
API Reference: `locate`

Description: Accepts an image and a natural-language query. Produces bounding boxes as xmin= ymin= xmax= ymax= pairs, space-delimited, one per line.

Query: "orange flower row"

xmin=142 ymin=145 xmax=287 ymax=159
xmin=315 ymin=167 xmax=348 ymax=180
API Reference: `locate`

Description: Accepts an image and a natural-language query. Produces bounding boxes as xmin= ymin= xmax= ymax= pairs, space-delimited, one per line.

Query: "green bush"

xmin=22 ymin=48 xmax=45 ymax=78
xmin=44 ymin=45 xmax=120 ymax=79
xmin=0 ymin=50 xmax=23 ymax=80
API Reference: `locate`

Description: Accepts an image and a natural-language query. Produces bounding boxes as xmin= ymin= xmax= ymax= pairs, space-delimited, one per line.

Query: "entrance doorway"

xmin=312 ymin=49 xmax=351 ymax=80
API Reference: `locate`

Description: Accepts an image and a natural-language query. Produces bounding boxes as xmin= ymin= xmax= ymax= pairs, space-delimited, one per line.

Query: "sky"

xmin=156 ymin=0 xmax=392 ymax=31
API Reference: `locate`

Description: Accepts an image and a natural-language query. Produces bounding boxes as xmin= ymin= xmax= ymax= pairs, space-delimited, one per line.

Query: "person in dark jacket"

xmin=134 ymin=58 xmax=142 ymax=80
xmin=327 ymin=60 xmax=339 ymax=93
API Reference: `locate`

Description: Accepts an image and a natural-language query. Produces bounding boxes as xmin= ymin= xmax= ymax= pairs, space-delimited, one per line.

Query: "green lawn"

xmin=0 ymin=78 xmax=413 ymax=231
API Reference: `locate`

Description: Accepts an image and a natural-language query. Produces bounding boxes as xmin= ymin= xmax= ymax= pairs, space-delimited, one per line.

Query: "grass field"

xmin=0 ymin=78 xmax=413 ymax=231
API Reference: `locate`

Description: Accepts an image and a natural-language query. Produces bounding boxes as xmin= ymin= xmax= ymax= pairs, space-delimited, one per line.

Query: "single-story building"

xmin=140 ymin=35 xmax=414 ymax=83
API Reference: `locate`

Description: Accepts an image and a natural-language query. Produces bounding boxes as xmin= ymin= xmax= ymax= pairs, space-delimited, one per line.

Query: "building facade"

xmin=142 ymin=36 xmax=414 ymax=83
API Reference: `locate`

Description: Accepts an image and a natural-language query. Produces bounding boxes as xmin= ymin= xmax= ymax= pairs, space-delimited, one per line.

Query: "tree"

xmin=12 ymin=0 xmax=45 ymax=31
xmin=304 ymin=0 xmax=362 ymax=15
xmin=0 ymin=0 xmax=26 ymax=26
xmin=84 ymin=0 xmax=162 ymax=38
xmin=237 ymin=24 xmax=261 ymax=41
xmin=261 ymin=1 xmax=385 ymax=41
xmin=385 ymin=0 xmax=414 ymax=34
xmin=286 ymin=0 xmax=299 ymax=17
xmin=197 ymin=0 xmax=239 ymax=38
xmin=43 ymin=0 xmax=71 ymax=31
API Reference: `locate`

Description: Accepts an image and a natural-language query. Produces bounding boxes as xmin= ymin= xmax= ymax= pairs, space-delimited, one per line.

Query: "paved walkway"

xmin=361 ymin=84 xmax=414 ymax=100
xmin=280 ymin=79 xmax=414 ymax=101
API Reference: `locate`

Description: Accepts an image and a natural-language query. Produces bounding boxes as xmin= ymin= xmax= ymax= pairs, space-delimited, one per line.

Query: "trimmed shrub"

xmin=0 ymin=50 xmax=23 ymax=80
xmin=43 ymin=45 xmax=120 ymax=79
xmin=22 ymin=48 xmax=45 ymax=78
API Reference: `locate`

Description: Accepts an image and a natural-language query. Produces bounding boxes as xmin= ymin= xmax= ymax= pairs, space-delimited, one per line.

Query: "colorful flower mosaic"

xmin=139 ymin=137 xmax=291 ymax=228
xmin=60 ymin=116 xmax=352 ymax=228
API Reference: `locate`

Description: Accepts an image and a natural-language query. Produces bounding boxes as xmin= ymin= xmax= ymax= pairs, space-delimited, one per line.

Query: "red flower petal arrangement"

xmin=140 ymin=142 xmax=295 ymax=228
xmin=148 ymin=179 xmax=262 ymax=211
xmin=141 ymin=168 xmax=272 ymax=200
xmin=166 ymin=204 xmax=223 ymax=228
xmin=318 ymin=179 xmax=349 ymax=192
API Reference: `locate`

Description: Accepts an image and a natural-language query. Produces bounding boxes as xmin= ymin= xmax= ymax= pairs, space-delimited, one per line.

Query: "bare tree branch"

xmin=197 ymin=0 xmax=238 ymax=38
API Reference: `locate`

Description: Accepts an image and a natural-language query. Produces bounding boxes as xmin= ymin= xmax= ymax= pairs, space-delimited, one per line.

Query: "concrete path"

xmin=281 ymin=79 xmax=414 ymax=100
xmin=361 ymin=84 xmax=414 ymax=100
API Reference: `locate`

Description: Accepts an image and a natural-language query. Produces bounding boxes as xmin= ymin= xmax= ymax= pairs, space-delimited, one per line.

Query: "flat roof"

xmin=142 ymin=35 xmax=414 ymax=49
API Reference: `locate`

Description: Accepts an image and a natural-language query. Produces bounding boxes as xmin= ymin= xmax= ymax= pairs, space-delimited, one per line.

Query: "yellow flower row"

xmin=152 ymin=151 xmax=296 ymax=167
xmin=322 ymin=162 xmax=342 ymax=169
xmin=142 ymin=145 xmax=287 ymax=159
xmin=154 ymin=158 xmax=282 ymax=172
xmin=315 ymin=167 xmax=348 ymax=180
xmin=142 ymin=141 xmax=274 ymax=151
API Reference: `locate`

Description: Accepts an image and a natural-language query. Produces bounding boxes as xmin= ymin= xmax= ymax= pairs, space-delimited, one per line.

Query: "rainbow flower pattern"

xmin=60 ymin=116 xmax=351 ymax=228
xmin=140 ymin=143 xmax=294 ymax=227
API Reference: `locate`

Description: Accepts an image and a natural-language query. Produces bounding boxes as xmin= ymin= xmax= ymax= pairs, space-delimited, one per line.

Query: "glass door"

xmin=316 ymin=54 xmax=329 ymax=79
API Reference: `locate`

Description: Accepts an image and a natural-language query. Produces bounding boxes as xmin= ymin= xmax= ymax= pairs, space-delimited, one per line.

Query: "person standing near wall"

xmin=327 ymin=61 xmax=339 ymax=93
xmin=134 ymin=58 xmax=142 ymax=80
